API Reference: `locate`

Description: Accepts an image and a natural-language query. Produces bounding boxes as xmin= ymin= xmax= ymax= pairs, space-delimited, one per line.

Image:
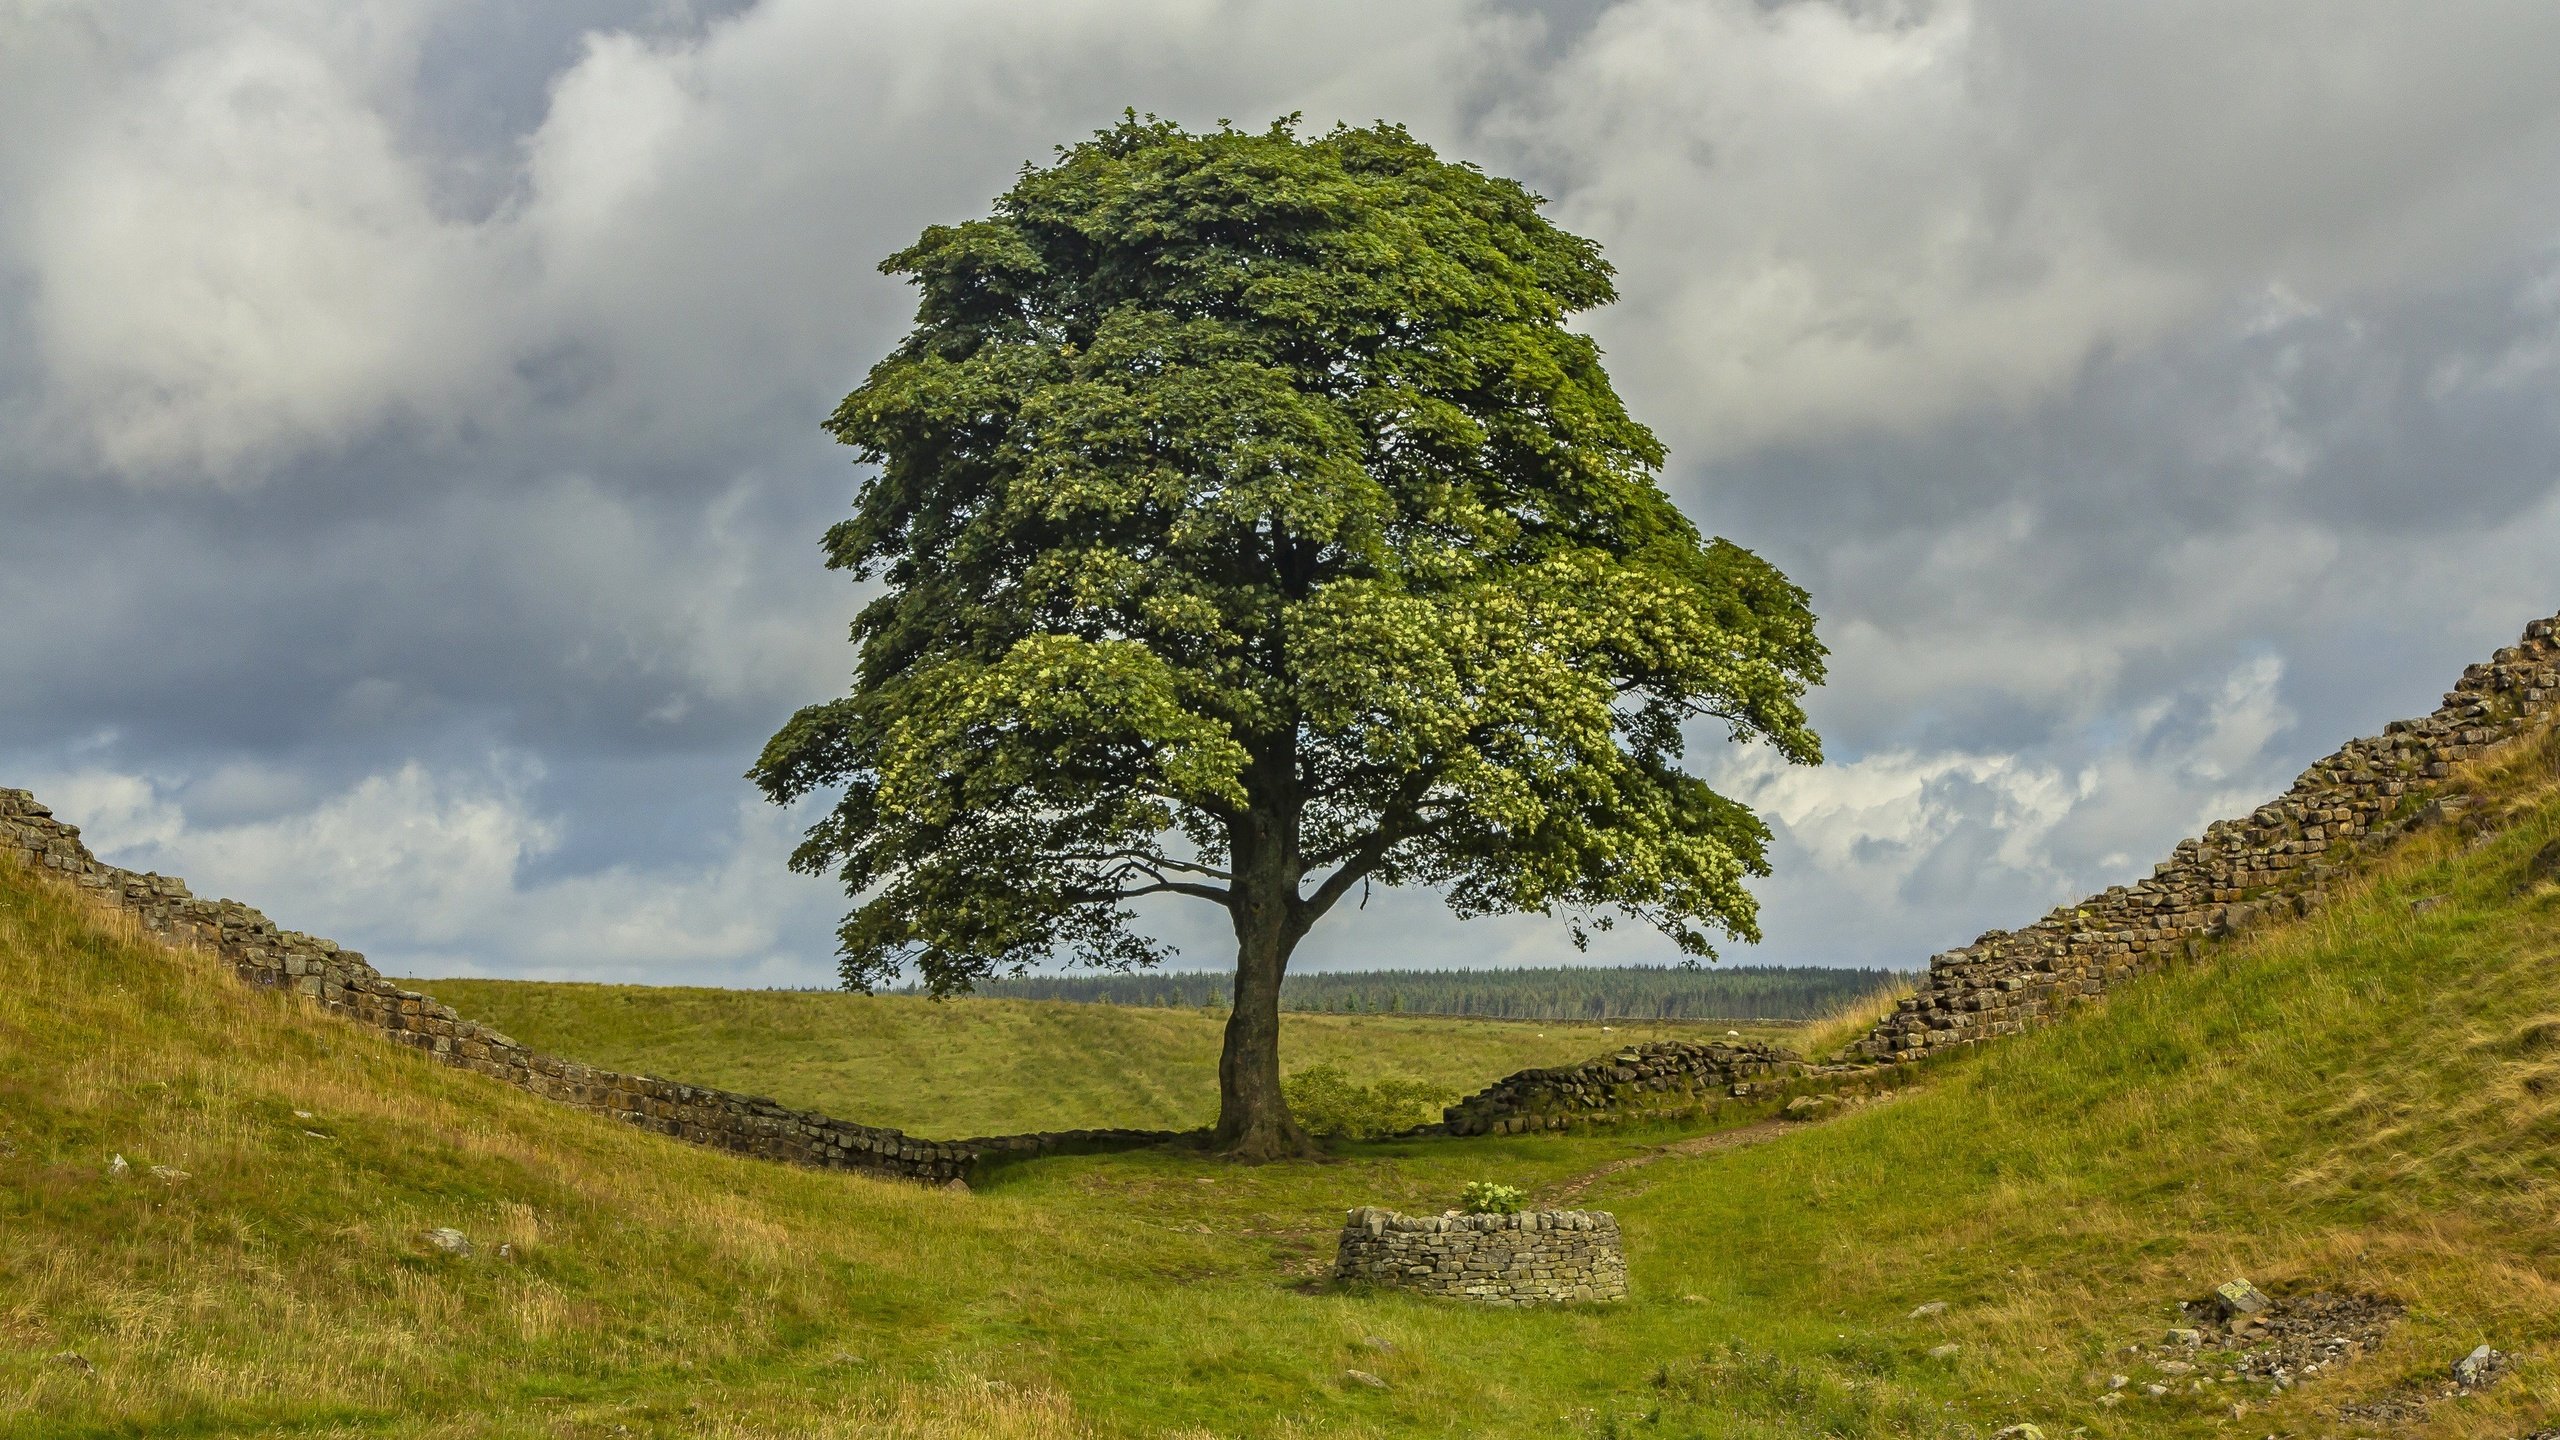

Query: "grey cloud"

xmin=5 ymin=0 xmax=2559 ymax=985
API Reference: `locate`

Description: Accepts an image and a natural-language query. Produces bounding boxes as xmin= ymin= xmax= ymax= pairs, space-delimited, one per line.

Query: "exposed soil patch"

xmin=1539 ymin=1120 xmax=1793 ymax=1205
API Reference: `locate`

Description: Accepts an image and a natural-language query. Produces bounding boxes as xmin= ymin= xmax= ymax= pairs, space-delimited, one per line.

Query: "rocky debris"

xmin=1908 ymin=1301 xmax=1949 ymax=1319
xmin=107 ymin=1153 xmax=127 ymax=1178
xmin=1333 ymin=1207 xmax=1626 ymax=1306
xmin=1781 ymin=1095 xmax=1834 ymax=1120
xmin=2338 ymin=1393 xmax=2429 ymax=1428
xmin=1927 ymin=1344 xmax=1960 ymax=1360
xmin=1343 ymin=1369 xmax=1389 ymax=1390
xmin=2210 ymin=1278 xmax=2270 ymax=1319
xmin=2168 ymin=1288 xmax=2401 ymax=1397
xmin=148 ymin=1164 xmax=188 ymax=1184
xmin=1990 ymin=1424 xmax=2045 ymax=1440
xmin=2454 ymin=1343 xmax=2510 ymax=1390
xmin=2345 ymin=1339 xmax=2524 ymax=1426
xmin=2165 ymin=1327 xmax=2202 ymax=1347
xmin=424 ymin=1227 xmax=473 ymax=1257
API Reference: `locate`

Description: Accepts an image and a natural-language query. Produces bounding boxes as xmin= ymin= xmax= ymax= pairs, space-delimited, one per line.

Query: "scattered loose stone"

xmin=1908 ymin=1301 xmax=1949 ymax=1319
xmin=2211 ymin=1279 xmax=2270 ymax=1319
xmin=107 ymin=1154 xmax=128 ymax=1179
xmin=1343 ymin=1369 xmax=1389 ymax=1390
xmin=2453 ymin=1343 xmax=2508 ymax=1390
xmin=424 ymin=1228 xmax=473 ymax=1257
xmin=148 ymin=1165 xmax=188 ymax=1184
xmin=2143 ymin=1383 xmax=2170 ymax=1397
xmin=2107 ymin=1374 xmax=2129 ymax=1390
xmin=1781 ymin=1095 xmax=1834 ymax=1121
xmin=1927 ymin=1344 xmax=1960 ymax=1360
xmin=2166 ymin=1327 xmax=2202 ymax=1347
xmin=1990 ymin=1425 xmax=2045 ymax=1440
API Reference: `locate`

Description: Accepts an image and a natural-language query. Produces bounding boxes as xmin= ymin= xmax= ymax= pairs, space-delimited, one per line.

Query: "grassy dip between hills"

xmin=6 ymin=732 xmax=2560 ymax=1436
xmin=401 ymin=980 xmax=1800 ymax=1138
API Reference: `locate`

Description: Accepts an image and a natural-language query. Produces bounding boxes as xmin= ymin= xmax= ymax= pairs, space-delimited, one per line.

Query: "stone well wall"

xmin=0 ymin=791 xmax=1182 ymax=1186
xmin=1439 ymin=1038 xmax=1798 ymax=1136
xmin=1855 ymin=610 xmax=2560 ymax=1062
xmin=1332 ymin=1207 xmax=1627 ymax=1305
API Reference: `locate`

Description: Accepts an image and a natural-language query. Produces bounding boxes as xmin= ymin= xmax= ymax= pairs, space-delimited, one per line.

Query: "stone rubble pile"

xmin=1331 ymin=1206 xmax=1626 ymax=1305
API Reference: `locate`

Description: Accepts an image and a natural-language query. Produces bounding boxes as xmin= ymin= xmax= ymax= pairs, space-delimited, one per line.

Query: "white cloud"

xmin=1713 ymin=652 xmax=2296 ymax=965
xmin=32 ymin=757 xmax=844 ymax=984
xmin=21 ymin=16 xmax=506 ymax=483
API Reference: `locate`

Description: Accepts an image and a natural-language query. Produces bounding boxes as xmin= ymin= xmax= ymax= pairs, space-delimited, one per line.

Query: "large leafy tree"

xmin=755 ymin=117 xmax=1824 ymax=1159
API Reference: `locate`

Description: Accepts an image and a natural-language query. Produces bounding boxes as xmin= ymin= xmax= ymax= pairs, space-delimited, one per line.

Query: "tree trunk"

xmin=1213 ymin=812 xmax=1315 ymax=1160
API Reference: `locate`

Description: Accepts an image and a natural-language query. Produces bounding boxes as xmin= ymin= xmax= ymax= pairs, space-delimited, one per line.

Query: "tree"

xmin=753 ymin=116 xmax=1824 ymax=1160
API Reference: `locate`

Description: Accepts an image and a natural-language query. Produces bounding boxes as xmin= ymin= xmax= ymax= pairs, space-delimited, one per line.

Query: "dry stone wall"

xmin=1439 ymin=1038 xmax=1799 ymax=1136
xmin=0 ymin=790 xmax=1180 ymax=1186
xmin=1431 ymin=609 xmax=2560 ymax=1132
xmin=1332 ymin=1206 xmax=1627 ymax=1304
xmin=1855 ymin=611 xmax=2560 ymax=1061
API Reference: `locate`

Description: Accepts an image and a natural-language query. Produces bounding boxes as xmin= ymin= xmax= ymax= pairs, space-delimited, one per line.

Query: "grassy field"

xmin=6 ymin=733 xmax=2560 ymax=1436
xmin=407 ymin=980 xmax=1799 ymax=1137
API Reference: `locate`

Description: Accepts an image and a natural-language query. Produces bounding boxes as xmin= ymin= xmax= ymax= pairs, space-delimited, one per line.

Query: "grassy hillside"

xmin=408 ymin=979 xmax=1790 ymax=1136
xmin=7 ymin=730 xmax=2560 ymax=1436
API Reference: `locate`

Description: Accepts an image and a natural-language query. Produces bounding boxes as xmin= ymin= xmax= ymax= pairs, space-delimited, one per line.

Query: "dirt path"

xmin=1538 ymin=1093 xmax=1907 ymax=1206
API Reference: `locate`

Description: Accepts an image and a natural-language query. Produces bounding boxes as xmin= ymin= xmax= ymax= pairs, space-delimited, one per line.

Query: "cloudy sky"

xmin=6 ymin=0 xmax=2559 ymax=986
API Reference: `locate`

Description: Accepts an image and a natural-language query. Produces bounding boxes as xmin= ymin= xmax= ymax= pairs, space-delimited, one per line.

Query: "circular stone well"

xmin=1331 ymin=1206 xmax=1626 ymax=1305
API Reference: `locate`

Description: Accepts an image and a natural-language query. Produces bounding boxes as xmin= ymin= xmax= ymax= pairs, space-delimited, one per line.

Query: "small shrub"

xmin=1461 ymin=1180 xmax=1527 ymax=1215
xmin=1281 ymin=1065 xmax=1444 ymax=1141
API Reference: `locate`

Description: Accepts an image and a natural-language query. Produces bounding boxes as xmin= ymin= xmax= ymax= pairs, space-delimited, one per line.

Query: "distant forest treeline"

xmin=929 ymin=965 xmax=1911 ymax=1021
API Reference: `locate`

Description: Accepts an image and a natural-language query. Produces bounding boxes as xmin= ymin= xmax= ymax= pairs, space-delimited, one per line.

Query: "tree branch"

xmin=1057 ymin=848 xmax=1233 ymax=880
xmin=1067 ymin=879 xmax=1233 ymax=906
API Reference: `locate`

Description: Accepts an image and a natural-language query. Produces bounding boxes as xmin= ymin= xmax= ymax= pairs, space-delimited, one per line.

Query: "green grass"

xmin=7 ymin=732 xmax=2560 ymax=1436
xmin=407 ymin=979 xmax=1789 ymax=1137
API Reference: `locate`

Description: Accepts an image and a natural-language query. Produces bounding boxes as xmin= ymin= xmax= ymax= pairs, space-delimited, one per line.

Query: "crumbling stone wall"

xmin=1332 ymin=1206 xmax=1626 ymax=1304
xmin=1439 ymin=1038 xmax=1798 ymax=1136
xmin=1856 ymin=611 xmax=2560 ymax=1061
xmin=0 ymin=791 xmax=1182 ymax=1186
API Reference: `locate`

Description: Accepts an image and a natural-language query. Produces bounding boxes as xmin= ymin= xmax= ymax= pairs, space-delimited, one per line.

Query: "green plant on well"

xmin=1461 ymin=1179 xmax=1528 ymax=1215
xmin=752 ymin=113 xmax=1826 ymax=1160
xmin=1280 ymin=1063 xmax=1445 ymax=1141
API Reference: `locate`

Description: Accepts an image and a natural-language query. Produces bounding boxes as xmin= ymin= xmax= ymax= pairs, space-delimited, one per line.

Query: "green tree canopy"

xmin=755 ymin=115 xmax=1824 ymax=1157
